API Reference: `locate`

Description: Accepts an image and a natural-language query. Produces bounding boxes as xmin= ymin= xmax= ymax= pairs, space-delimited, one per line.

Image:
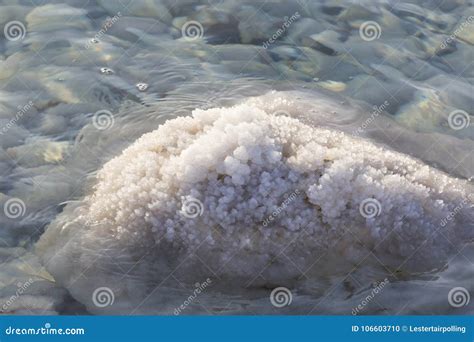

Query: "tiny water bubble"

xmin=136 ymin=83 xmax=149 ymax=92
xmin=100 ymin=67 xmax=114 ymax=75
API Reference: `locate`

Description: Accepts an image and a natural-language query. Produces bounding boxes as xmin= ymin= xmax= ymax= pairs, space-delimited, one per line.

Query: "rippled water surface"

xmin=0 ymin=0 xmax=473 ymax=315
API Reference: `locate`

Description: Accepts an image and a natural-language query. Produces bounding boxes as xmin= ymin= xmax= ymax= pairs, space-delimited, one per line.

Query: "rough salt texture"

xmin=36 ymin=98 xmax=473 ymax=312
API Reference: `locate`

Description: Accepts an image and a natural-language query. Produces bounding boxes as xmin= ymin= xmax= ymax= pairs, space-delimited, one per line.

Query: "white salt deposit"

xmin=36 ymin=92 xmax=473 ymax=313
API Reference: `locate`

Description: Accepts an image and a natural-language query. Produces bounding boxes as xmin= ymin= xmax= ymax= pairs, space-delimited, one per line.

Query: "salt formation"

xmin=36 ymin=93 xmax=473 ymax=312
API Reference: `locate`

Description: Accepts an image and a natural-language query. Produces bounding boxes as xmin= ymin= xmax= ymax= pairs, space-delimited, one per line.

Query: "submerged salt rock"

xmin=36 ymin=94 xmax=473 ymax=312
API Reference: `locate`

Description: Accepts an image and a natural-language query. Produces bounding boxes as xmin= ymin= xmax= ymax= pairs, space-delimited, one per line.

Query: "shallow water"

xmin=0 ymin=0 xmax=472 ymax=315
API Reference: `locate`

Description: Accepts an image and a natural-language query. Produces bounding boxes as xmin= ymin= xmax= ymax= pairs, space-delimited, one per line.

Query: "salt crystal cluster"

xmin=36 ymin=95 xmax=473 ymax=310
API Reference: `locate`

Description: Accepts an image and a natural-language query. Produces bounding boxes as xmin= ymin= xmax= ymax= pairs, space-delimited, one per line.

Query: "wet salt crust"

xmin=36 ymin=92 xmax=473 ymax=314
